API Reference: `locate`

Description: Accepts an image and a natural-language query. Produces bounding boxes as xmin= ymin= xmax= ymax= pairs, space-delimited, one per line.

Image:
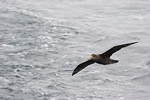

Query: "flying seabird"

xmin=72 ymin=42 xmax=138 ymax=76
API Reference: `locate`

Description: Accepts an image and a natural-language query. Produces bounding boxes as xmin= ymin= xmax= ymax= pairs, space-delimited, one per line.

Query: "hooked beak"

xmin=88 ymin=56 xmax=92 ymax=60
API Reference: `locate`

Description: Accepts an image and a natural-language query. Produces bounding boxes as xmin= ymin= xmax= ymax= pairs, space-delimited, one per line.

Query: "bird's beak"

xmin=88 ymin=56 xmax=92 ymax=60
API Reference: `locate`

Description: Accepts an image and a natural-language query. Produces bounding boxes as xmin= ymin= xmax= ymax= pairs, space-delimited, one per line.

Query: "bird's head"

xmin=88 ymin=54 xmax=97 ymax=60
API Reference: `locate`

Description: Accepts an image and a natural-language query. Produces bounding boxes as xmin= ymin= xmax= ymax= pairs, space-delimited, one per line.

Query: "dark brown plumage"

xmin=72 ymin=42 xmax=138 ymax=76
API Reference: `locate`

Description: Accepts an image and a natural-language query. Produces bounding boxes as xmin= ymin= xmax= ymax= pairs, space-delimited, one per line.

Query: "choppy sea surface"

xmin=0 ymin=0 xmax=150 ymax=100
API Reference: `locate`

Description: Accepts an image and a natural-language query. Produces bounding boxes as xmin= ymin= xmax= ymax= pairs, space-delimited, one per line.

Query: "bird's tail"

xmin=111 ymin=59 xmax=119 ymax=64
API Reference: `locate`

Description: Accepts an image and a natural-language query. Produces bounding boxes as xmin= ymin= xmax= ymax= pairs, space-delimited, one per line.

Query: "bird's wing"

xmin=72 ymin=60 xmax=95 ymax=76
xmin=101 ymin=42 xmax=138 ymax=57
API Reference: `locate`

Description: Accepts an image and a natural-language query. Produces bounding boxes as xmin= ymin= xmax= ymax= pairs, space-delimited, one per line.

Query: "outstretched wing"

xmin=72 ymin=60 xmax=95 ymax=76
xmin=101 ymin=42 xmax=138 ymax=57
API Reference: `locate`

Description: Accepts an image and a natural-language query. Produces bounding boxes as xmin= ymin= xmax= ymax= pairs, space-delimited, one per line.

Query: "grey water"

xmin=0 ymin=0 xmax=150 ymax=100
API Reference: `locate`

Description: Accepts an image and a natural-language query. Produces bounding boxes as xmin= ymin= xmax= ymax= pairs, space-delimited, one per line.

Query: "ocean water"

xmin=0 ymin=0 xmax=150 ymax=100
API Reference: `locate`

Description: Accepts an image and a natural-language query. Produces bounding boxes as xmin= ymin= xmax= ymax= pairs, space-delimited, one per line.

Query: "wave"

xmin=129 ymin=72 xmax=150 ymax=86
xmin=0 ymin=87 xmax=13 ymax=92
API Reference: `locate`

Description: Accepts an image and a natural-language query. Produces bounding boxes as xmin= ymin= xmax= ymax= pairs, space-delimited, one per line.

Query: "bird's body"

xmin=72 ymin=42 xmax=138 ymax=76
xmin=88 ymin=54 xmax=118 ymax=65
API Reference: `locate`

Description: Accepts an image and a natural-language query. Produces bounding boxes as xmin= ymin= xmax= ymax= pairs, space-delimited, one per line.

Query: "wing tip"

xmin=128 ymin=41 xmax=138 ymax=46
xmin=72 ymin=73 xmax=75 ymax=76
xmin=132 ymin=41 xmax=138 ymax=44
xmin=72 ymin=71 xmax=77 ymax=76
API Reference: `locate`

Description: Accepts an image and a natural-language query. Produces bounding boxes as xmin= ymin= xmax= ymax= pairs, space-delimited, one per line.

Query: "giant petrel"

xmin=72 ymin=42 xmax=138 ymax=76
